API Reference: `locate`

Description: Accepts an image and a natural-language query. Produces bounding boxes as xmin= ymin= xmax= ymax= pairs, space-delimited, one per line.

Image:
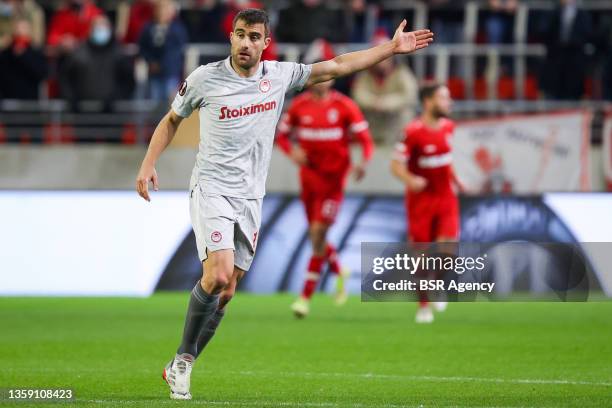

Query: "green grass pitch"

xmin=1 ymin=294 xmax=611 ymax=407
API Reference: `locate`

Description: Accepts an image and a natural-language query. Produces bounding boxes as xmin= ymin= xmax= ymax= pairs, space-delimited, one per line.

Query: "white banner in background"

xmin=603 ymin=112 xmax=612 ymax=191
xmin=453 ymin=111 xmax=591 ymax=193
xmin=0 ymin=191 xmax=192 ymax=296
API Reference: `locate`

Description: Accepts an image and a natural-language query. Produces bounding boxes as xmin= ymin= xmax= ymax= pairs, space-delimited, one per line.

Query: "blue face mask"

xmin=90 ymin=26 xmax=111 ymax=46
xmin=0 ymin=2 xmax=14 ymax=17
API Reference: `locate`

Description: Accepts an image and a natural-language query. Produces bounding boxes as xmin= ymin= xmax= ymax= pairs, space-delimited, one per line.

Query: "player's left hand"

xmin=392 ymin=20 xmax=434 ymax=55
xmin=353 ymin=163 xmax=367 ymax=182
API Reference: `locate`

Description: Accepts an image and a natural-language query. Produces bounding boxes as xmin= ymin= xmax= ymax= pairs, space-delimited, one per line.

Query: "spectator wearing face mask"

xmin=59 ymin=14 xmax=135 ymax=110
xmin=47 ymin=0 xmax=102 ymax=54
xmin=0 ymin=0 xmax=15 ymax=49
xmin=138 ymin=0 xmax=188 ymax=102
xmin=0 ymin=0 xmax=44 ymax=50
xmin=0 ymin=18 xmax=47 ymax=99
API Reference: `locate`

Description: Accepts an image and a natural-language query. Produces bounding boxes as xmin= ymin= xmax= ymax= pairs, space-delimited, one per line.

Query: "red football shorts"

xmin=300 ymin=169 xmax=346 ymax=225
xmin=406 ymin=191 xmax=459 ymax=242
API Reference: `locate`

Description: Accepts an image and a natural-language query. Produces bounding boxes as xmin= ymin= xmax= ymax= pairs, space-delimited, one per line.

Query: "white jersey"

xmin=172 ymin=57 xmax=312 ymax=199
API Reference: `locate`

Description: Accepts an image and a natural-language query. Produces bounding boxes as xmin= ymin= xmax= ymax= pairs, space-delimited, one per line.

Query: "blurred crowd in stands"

xmin=0 ymin=0 xmax=611 ymax=121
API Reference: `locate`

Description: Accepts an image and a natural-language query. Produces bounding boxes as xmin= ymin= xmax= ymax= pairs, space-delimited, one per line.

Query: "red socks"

xmin=301 ymin=244 xmax=343 ymax=299
xmin=325 ymin=244 xmax=341 ymax=275
xmin=301 ymin=255 xmax=324 ymax=300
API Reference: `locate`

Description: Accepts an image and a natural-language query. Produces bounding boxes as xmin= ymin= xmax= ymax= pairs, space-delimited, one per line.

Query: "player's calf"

xmin=195 ymin=270 xmax=241 ymax=359
xmin=309 ymin=223 xmax=329 ymax=257
xmin=177 ymin=281 xmax=220 ymax=358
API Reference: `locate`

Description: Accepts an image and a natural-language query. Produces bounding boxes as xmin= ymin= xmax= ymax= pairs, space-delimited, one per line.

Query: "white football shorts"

xmin=189 ymin=180 xmax=262 ymax=271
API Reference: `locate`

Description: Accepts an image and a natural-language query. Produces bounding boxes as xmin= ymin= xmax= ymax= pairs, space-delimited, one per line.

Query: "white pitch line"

xmin=7 ymin=366 xmax=611 ymax=387
xmin=84 ymin=399 xmax=414 ymax=407
xmin=235 ymin=370 xmax=612 ymax=387
xmin=7 ymin=368 xmax=611 ymax=388
xmin=82 ymin=399 xmax=563 ymax=408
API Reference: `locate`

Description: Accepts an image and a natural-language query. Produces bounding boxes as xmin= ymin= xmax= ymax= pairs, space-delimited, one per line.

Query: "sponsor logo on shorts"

xmin=259 ymin=79 xmax=271 ymax=93
xmin=211 ymin=231 xmax=222 ymax=243
xmin=219 ymin=101 xmax=277 ymax=120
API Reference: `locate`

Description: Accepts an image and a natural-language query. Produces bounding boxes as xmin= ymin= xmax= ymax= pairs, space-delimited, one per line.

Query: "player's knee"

xmin=312 ymin=240 xmax=326 ymax=256
xmin=203 ymin=252 xmax=234 ymax=290
xmin=202 ymin=265 xmax=233 ymax=293
xmin=209 ymin=270 xmax=232 ymax=290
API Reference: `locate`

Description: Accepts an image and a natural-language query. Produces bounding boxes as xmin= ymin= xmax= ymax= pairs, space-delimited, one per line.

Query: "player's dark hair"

xmin=419 ymin=83 xmax=444 ymax=102
xmin=232 ymin=8 xmax=270 ymax=37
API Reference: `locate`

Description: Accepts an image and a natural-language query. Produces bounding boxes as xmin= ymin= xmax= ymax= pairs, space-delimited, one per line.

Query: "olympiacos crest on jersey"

xmin=259 ymin=79 xmax=271 ymax=93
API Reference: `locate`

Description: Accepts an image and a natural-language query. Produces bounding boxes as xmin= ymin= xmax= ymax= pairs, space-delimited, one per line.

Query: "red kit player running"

xmin=391 ymin=83 xmax=464 ymax=324
xmin=276 ymin=78 xmax=374 ymax=318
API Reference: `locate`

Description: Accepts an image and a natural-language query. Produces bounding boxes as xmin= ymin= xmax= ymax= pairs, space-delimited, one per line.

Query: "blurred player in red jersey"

xmin=391 ymin=83 xmax=465 ymax=323
xmin=276 ymin=52 xmax=374 ymax=318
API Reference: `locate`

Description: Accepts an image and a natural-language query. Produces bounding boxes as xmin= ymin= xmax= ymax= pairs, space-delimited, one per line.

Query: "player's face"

xmin=230 ymin=20 xmax=270 ymax=70
xmin=431 ymin=86 xmax=452 ymax=118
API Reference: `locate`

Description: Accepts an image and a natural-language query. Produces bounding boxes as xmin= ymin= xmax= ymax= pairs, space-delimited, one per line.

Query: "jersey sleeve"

xmin=344 ymin=98 xmax=373 ymax=162
xmin=447 ymin=120 xmax=456 ymax=135
xmin=278 ymin=62 xmax=312 ymax=92
xmin=393 ymin=127 xmax=414 ymax=164
xmin=171 ymin=66 xmax=206 ymax=118
xmin=344 ymin=98 xmax=370 ymax=136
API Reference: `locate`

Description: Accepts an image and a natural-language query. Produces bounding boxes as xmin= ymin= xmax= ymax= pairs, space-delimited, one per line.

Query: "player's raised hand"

xmin=392 ymin=20 xmax=434 ymax=55
xmin=136 ymin=164 xmax=159 ymax=202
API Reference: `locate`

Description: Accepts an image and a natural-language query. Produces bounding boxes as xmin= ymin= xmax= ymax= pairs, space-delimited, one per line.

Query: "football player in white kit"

xmin=136 ymin=8 xmax=433 ymax=400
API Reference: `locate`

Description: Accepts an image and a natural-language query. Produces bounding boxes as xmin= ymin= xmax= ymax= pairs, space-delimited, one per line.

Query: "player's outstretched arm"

xmin=306 ymin=20 xmax=433 ymax=87
xmin=136 ymin=110 xmax=183 ymax=202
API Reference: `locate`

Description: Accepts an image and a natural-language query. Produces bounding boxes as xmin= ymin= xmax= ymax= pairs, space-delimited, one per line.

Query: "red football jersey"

xmin=394 ymin=118 xmax=456 ymax=194
xmin=276 ymin=90 xmax=373 ymax=175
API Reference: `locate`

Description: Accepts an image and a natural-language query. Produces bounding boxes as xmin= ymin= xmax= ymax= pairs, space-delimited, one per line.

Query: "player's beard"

xmin=432 ymin=106 xmax=450 ymax=119
xmin=233 ymin=49 xmax=261 ymax=71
